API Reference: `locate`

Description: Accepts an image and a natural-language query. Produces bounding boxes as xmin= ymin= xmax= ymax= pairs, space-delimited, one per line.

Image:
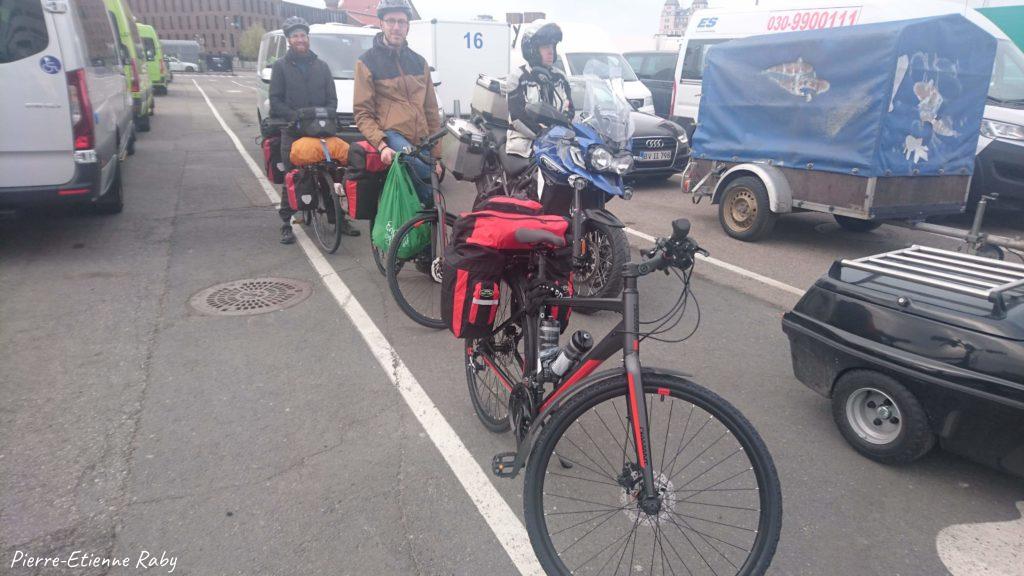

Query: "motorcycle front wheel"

xmin=573 ymin=220 xmax=629 ymax=301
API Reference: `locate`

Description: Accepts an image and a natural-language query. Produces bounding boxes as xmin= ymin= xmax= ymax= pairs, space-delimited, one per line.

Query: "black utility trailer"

xmin=782 ymin=246 xmax=1024 ymax=477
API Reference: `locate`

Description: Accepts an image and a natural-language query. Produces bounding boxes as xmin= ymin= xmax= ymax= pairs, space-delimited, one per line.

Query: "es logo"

xmin=697 ymin=17 xmax=718 ymax=29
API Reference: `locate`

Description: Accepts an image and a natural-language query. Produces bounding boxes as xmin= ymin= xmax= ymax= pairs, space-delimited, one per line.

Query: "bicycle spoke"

xmin=673 ymin=446 xmax=745 ymax=491
xmin=674 ymin=468 xmax=756 ymax=498
xmin=664 ymin=513 xmax=722 ymax=576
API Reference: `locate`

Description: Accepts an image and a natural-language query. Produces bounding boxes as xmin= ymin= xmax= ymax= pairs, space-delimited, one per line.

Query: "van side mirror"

xmin=260 ymin=67 xmax=272 ymax=83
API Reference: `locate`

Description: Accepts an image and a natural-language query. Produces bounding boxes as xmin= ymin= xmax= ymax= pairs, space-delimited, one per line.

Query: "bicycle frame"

xmin=479 ymin=262 xmax=660 ymax=504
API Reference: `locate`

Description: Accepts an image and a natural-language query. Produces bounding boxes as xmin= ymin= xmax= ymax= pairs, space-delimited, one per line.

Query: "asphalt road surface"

xmin=1 ymin=74 xmax=1021 ymax=576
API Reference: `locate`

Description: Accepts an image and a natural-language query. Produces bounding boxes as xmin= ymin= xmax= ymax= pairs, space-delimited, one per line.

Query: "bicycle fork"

xmin=622 ymin=269 xmax=660 ymax=511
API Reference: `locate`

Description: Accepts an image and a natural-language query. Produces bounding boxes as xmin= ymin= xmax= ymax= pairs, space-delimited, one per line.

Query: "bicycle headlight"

xmin=589 ymin=146 xmax=614 ymax=172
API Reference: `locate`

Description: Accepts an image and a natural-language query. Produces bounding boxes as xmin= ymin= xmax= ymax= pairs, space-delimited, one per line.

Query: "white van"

xmin=670 ymin=0 xmax=1024 ymax=205
xmin=256 ymin=23 xmax=378 ymax=138
xmin=0 ymin=0 xmax=132 ymax=213
xmin=512 ymin=22 xmax=656 ymax=115
xmin=407 ymin=19 xmax=511 ymax=116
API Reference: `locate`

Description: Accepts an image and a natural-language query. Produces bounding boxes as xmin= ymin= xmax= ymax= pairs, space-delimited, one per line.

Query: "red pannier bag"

xmin=441 ymin=244 xmax=506 ymax=339
xmin=453 ymin=196 xmax=569 ymax=251
xmin=262 ymin=134 xmax=285 ymax=184
xmin=284 ymin=169 xmax=317 ymax=212
xmin=343 ymin=141 xmax=389 ymax=220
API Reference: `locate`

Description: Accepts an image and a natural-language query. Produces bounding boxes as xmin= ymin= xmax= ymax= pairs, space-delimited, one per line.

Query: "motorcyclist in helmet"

xmin=507 ymin=21 xmax=574 ymax=159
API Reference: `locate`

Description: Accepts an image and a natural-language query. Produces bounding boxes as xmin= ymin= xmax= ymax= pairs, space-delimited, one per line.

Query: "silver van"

xmin=0 ymin=0 xmax=132 ymax=213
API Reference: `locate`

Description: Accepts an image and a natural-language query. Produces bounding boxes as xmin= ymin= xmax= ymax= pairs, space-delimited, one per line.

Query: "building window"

xmin=229 ymin=33 xmax=235 ymax=48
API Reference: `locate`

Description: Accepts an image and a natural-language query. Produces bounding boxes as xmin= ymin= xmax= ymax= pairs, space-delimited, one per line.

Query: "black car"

xmin=624 ymin=51 xmax=678 ymax=119
xmin=782 ymin=246 xmax=1024 ymax=477
xmin=204 ymin=54 xmax=233 ymax=73
xmin=626 ymin=111 xmax=689 ymax=182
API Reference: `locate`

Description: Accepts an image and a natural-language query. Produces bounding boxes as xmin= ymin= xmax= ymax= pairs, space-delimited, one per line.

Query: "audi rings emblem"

xmin=645 ymin=139 xmax=666 ymax=148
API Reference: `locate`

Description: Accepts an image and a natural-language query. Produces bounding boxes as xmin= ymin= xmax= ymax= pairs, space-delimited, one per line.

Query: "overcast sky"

xmin=286 ymin=0 xmax=760 ymax=49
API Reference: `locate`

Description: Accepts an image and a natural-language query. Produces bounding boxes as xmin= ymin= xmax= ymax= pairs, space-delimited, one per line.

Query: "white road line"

xmin=230 ymin=80 xmax=258 ymax=90
xmin=623 ymin=227 xmax=807 ymax=297
xmin=192 ymin=79 xmax=545 ymax=576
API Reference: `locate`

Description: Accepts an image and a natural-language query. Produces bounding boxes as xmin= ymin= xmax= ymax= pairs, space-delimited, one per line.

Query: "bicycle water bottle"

xmin=539 ymin=319 xmax=561 ymax=355
xmin=549 ymin=330 xmax=594 ymax=378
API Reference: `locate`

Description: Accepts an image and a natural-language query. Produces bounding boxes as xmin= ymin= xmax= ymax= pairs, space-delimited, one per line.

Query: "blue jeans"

xmin=385 ymin=130 xmax=433 ymax=205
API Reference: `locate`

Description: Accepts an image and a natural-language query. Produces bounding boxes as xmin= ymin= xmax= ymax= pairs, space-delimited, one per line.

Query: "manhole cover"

xmin=189 ymin=277 xmax=312 ymax=316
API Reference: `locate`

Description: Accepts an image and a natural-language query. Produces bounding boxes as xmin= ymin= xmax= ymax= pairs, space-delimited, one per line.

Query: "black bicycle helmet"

xmin=376 ymin=0 xmax=413 ymax=19
xmin=282 ymin=16 xmax=309 ymax=37
xmin=521 ymin=21 xmax=562 ymax=68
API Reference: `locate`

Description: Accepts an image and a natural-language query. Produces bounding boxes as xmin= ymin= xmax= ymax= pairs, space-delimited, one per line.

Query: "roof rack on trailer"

xmin=840 ymin=245 xmax=1024 ymax=314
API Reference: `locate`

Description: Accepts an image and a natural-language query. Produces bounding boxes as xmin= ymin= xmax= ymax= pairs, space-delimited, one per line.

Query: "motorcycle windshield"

xmin=573 ymin=68 xmax=635 ymax=150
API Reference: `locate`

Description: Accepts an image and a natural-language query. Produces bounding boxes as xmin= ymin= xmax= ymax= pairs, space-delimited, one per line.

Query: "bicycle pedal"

xmin=491 ymin=452 xmax=518 ymax=478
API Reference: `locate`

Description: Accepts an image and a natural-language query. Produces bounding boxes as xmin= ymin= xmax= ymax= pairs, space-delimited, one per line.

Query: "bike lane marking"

xmin=192 ymin=79 xmax=545 ymax=576
xmin=623 ymin=227 xmax=807 ymax=297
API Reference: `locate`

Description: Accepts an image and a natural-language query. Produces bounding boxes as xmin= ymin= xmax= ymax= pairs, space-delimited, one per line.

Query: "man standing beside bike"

xmin=270 ymin=16 xmax=360 ymax=245
xmin=352 ymin=0 xmax=443 ymax=206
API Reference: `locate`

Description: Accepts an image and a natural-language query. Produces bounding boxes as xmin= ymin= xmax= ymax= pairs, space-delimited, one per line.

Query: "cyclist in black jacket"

xmin=270 ymin=16 xmax=358 ymax=244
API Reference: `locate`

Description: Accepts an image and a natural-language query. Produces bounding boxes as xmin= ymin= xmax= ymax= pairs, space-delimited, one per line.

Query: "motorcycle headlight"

xmin=569 ymin=144 xmax=586 ymax=168
xmin=588 ymin=146 xmax=614 ymax=172
xmin=610 ymin=151 xmax=634 ymax=175
xmin=980 ymin=119 xmax=1024 ymax=141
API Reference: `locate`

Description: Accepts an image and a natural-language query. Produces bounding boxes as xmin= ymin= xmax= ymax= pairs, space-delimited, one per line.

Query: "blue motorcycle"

xmin=477 ymin=76 xmax=637 ymax=299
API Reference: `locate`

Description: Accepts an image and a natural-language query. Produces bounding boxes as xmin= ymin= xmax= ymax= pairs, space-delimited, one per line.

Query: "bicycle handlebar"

xmin=639 ymin=218 xmax=707 ymax=276
xmin=515 ymin=228 xmax=567 ymax=249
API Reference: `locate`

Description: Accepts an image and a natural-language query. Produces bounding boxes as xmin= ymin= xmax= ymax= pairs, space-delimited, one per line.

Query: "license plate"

xmin=634 ymin=150 xmax=673 ymax=162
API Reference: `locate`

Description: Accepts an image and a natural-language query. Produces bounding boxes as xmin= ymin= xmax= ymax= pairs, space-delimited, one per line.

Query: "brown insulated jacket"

xmin=353 ymin=33 xmax=441 ymax=155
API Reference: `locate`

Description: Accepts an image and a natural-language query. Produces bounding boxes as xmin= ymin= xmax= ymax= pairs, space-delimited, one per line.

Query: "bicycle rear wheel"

xmin=524 ymin=372 xmax=782 ymax=576
xmin=311 ymin=171 xmax=343 ymax=253
xmin=465 ymin=279 xmax=523 ymax=433
xmin=385 ymin=211 xmax=456 ymax=329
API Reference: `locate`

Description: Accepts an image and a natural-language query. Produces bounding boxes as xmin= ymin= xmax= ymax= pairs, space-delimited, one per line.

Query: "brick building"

xmin=129 ymin=0 xmax=349 ymax=55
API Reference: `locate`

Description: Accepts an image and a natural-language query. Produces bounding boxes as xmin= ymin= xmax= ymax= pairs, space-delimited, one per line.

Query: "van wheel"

xmin=94 ymin=160 xmax=124 ymax=215
xmin=126 ymin=130 xmax=136 ymax=156
xmin=137 ymin=114 xmax=151 ymax=132
xmin=834 ymin=215 xmax=882 ymax=233
xmin=832 ymin=371 xmax=935 ymax=465
xmin=718 ymin=176 xmax=776 ymax=241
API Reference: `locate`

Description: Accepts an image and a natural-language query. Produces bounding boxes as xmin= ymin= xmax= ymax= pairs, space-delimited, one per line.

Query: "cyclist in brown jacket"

xmin=353 ymin=0 xmax=442 ymax=204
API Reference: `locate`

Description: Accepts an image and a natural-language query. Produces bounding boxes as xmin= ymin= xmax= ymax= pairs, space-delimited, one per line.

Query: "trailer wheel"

xmin=834 ymin=215 xmax=882 ymax=233
xmin=718 ymin=176 xmax=777 ymax=241
xmin=832 ymin=370 xmax=935 ymax=465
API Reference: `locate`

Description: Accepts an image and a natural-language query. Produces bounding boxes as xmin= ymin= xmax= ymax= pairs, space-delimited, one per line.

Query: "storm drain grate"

xmin=189 ymin=277 xmax=312 ymax=316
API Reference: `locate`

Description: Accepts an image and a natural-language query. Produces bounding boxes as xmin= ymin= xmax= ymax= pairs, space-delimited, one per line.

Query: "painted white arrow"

xmin=937 ymin=501 xmax=1024 ymax=576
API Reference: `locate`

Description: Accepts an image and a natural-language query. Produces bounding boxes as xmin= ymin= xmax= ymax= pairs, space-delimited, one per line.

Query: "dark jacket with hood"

xmin=269 ymin=48 xmax=338 ymax=121
xmin=353 ymin=32 xmax=441 ymax=155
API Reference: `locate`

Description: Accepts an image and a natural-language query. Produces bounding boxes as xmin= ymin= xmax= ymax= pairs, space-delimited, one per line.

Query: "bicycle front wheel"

xmin=311 ymin=171 xmax=343 ymax=253
xmin=385 ymin=211 xmax=456 ymax=329
xmin=524 ymin=372 xmax=782 ymax=576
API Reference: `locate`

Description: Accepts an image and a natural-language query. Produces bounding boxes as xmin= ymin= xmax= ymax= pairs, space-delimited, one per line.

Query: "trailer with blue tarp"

xmin=684 ymin=15 xmax=997 ymax=241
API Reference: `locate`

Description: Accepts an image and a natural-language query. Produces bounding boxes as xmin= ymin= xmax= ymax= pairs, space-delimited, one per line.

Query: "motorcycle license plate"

xmin=635 ymin=150 xmax=673 ymax=162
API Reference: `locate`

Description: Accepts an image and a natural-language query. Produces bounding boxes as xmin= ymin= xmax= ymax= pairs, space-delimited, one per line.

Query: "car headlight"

xmin=980 ymin=119 xmax=1024 ymax=141
xmin=676 ymin=132 xmax=689 ymax=146
xmin=589 ymin=146 xmax=614 ymax=171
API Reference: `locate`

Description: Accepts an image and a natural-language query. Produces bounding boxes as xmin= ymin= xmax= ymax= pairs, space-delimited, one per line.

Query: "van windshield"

xmin=566 ymin=53 xmax=639 ymax=81
xmin=310 ymin=34 xmax=375 ymax=79
xmin=989 ymin=40 xmax=1024 ymax=104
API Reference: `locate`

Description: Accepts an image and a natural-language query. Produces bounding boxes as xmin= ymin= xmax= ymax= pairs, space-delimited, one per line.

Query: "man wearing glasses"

xmin=270 ymin=16 xmax=359 ymax=244
xmin=353 ymin=0 xmax=443 ymax=205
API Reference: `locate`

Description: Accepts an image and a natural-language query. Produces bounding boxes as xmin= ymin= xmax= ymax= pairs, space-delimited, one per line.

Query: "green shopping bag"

xmin=372 ymin=155 xmax=430 ymax=258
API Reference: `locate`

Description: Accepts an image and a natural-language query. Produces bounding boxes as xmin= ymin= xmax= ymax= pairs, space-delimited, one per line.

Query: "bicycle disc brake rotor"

xmin=617 ymin=464 xmax=677 ymax=525
xmin=431 ymin=257 xmax=443 ymax=284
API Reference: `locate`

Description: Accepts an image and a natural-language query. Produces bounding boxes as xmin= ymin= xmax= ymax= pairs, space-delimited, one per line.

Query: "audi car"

xmin=626 ymin=112 xmax=690 ymax=182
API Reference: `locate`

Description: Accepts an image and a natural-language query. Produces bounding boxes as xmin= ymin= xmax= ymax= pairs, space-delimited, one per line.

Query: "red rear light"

xmin=130 ymin=59 xmax=140 ymax=93
xmin=66 ymin=68 xmax=95 ymax=150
